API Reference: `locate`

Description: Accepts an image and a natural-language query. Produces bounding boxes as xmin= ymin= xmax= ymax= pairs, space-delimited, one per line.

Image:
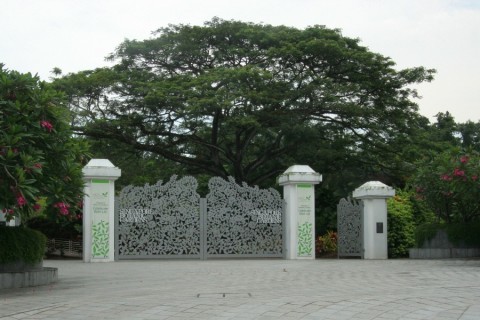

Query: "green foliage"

xmin=414 ymin=223 xmax=441 ymax=247
xmin=387 ymin=191 xmax=416 ymax=257
xmin=0 ymin=226 xmax=46 ymax=264
xmin=445 ymin=223 xmax=480 ymax=247
xmin=410 ymin=149 xmax=480 ymax=223
xmin=458 ymin=120 xmax=480 ymax=151
xmin=25 ymin=216 xmax=82 ymax=240
xmin=84 ymin=137 xmax=186 ymax=190
xmin=55 ymin=18 xmax=434 ymax=187
xmin=415 ymin=222 xmax=480 ymax=248
xmin=0 ymin=65 xmax=88 ymax=222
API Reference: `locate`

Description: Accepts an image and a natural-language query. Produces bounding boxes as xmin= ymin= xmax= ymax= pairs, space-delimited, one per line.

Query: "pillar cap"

xmin=278 ymin=165 xmax=322 ymax=186
xmin=352 ymin=181 xmax=395 ymax=199
xmin=83 ymin=159 xmax=121 ymax=180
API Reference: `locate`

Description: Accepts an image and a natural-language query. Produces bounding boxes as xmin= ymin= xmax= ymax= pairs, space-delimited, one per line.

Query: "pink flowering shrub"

xmin=0 ymin=65 xmax=88 ymax=223
xmin=411 ymin=150 xmax=480 ymax=223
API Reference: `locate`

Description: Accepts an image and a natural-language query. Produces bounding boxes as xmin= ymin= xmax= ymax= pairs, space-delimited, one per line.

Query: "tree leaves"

xmin=55 ymin=18 xmax=434 ymax=186
xmin=0 ymin=65 xmax=87 ymax=222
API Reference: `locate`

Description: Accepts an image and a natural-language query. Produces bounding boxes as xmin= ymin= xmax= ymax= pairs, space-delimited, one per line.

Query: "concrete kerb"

xmin=0 ymin=267 xmax=58 ymax=289
xmin=1 ymin=258 xmax=480 ymax=320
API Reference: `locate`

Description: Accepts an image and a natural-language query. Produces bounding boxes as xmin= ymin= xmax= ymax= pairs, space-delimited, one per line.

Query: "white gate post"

xmin=82 ymin=159 xmax=121 ymax=262
xmin=353 ymin=181 xmax=395 ymax=259
xmin=278 ymin=165 xmax=322 ymax=259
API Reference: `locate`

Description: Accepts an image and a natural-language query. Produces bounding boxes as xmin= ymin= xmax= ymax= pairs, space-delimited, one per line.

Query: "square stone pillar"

xmin=82 ymin=159 xmax=121 ymax=262
xmin=353 ymin=181 xmax=395 ymax=259
xmin=278 ymin=165 xmax=322 ymax=259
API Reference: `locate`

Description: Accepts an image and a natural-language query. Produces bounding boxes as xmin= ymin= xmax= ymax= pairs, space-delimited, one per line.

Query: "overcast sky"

xmin=1 ymin=0 xmax=479 ymax=123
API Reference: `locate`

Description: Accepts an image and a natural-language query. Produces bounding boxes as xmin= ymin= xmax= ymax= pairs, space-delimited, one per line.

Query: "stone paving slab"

xmin=0 ymin=259 xmax=479 ymax=319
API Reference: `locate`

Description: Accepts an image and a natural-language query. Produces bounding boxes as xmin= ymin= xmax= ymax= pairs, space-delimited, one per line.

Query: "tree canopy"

xmin=0 ymin=65 xmax=88 ymax=223
xmin=54 ymin=18 xmax=435 ymax=186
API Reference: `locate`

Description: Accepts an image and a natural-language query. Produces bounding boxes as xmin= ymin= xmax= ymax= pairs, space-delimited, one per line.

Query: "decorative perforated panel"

xmin=206 ymin=177 xmax=283 ymax=257
xmin=337 ymin=197 xmax=363 ymax=258
xmin=116 ymin=176 xmax=284 ymax=259
xmin=117 ymin=176 xmax=201 ymax=258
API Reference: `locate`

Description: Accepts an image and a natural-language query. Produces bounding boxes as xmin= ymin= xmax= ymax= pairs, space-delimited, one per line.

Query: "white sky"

xmin=1 ymin=0 xmax=479 ymax=123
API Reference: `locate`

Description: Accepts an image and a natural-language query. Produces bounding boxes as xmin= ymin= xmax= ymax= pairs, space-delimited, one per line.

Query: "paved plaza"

xmin=1 ymin=258 xmax=479 ymax=319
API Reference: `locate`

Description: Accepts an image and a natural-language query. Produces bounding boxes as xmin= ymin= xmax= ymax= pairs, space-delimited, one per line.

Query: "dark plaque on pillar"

xmin=376 ymin=222 xmax=384 ymax=234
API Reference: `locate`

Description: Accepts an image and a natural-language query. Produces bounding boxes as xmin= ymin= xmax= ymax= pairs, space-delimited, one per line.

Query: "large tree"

xmin=55 ymin=18 xmax=435 ymax=185
xmin=0 ymin=65 xmax=87 ymax=223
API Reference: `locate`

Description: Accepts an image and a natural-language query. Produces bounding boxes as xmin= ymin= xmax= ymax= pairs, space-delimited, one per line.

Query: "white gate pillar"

xmin=82 ymin=159 xmax=121 ymax=262
xmin=353 ymin=181 xmax=395 ymax=259
xmin=278 ymin=165 xmax=322 ymax=259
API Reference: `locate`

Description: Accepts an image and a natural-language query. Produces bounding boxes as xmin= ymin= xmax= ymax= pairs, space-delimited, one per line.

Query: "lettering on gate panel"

xmin=254 ymin=209 xmax=282 ymax=224
xmin=119 ymin=209 xmax=151 ymax=223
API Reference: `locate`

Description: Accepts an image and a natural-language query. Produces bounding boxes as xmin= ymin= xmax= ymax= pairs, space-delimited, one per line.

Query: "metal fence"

xmin=47 ymin=238 xmax=82 ymax=257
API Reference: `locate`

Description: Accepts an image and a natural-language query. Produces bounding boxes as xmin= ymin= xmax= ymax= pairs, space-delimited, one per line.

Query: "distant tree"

xmin=0 ymin=64 xmax=88 ymax=223
xmin=54 ymin=18 xmax=435 ymax=186
xmin=431 ymin=111 xmax=459 ymax=146
xmin=86 ymin=137 xmax=187 ymax=190
xmin=458 ymin=120 xmax=480 ymax=151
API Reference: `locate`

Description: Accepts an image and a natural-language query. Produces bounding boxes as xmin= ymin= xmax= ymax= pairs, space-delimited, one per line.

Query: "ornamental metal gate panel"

xmin=337 ymin=197 xmax=364 ymax=258
xmin=116 ymin=176 xmax=202 ymax=259
xmin=205 ymin=177 xmax=283 ymax=258
xmin=115 ymin=176 xmax=284 ymax=260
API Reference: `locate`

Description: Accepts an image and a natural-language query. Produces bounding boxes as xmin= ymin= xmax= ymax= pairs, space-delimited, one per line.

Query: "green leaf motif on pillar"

xmin=298 ymin=222 xmax=313 ymax=256
xmin=92 ymin=220 xmax=109 ymax=258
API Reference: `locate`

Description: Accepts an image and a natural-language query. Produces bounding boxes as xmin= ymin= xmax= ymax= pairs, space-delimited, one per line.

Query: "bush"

xmin=415 ymin=222 xmax=480 ymax=248
xmin=315 ymin=230 xmax=337 ymax=257
xmin=25 ymin=216 xmax=82 ymax=240
xmin=0 ymin=226 xmax=46 ymax=264
xmin=387 ymin=191 xmax=415 ymax=258
xmin=410 ymin=149 xmax=480 ymax=223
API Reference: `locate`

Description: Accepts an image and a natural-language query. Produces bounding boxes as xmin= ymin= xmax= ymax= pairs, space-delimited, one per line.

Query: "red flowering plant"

xmin=0 ymin=65 xmax=88 ymax=224
xmin=315 ymin=230 xmax=337 ymax=257
xmin=410 ymin=149 xmax=480 ymax=223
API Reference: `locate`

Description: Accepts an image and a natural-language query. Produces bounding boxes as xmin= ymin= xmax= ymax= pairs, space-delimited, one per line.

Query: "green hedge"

xmin=387 ymin=192 xmax=416 ymax=258
xmin=415 ymin=222 xmax=480 ymax=248
xmin=0 ymin=226 xmax=46 ymax=264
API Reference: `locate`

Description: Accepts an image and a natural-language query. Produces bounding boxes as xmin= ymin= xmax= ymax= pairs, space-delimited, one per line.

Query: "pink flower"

xmin=33 ymin=203 xmax=41 ymax=212
xmin=460 ymin=156 xmax=470 ymax=164
xmin=16 ymin=195 xmax=27 ymax=207
xmin=2 ymin=208 xmax=14 ymax=215
xmin=453 ymin=168 xmax=465 ymax=177
xmin=40 ymin=120 xmax=53 ymax=132
xmin=441 ymin=174 xmax=452 ymax=181
xmin=33 ymin=163 xmax=42 ymax=169
xmin=472 ymin=175 xmax=478 ymax=181
xmin=54 ymin=202 xmax=70 ymax=216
